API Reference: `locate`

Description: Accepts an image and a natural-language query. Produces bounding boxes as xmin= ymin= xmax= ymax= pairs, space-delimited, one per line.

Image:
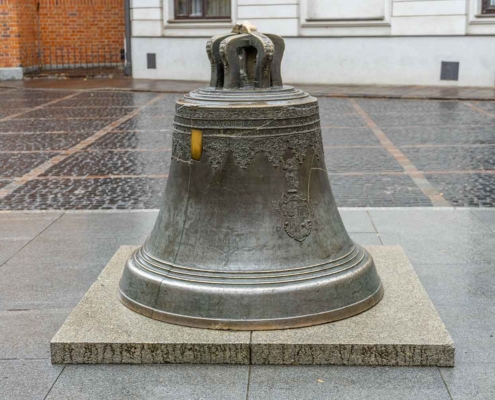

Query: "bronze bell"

xmin=118 ymin=22 xmax=384 ymax=330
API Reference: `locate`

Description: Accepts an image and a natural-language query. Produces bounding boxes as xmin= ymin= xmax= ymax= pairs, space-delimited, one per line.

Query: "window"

xmin=482 ymin=0 xmax=495 ymax=14
xmin=175 ymin=0 xmax=231 ymax=19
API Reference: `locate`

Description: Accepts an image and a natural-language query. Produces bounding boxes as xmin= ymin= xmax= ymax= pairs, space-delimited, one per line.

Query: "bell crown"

xmin=206 ymin=21 xmax=285 ymax=90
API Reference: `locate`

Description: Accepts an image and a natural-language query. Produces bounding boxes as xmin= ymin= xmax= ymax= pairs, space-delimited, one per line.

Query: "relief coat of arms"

xmin=273 ymin=156 xmax=313 ymax=242
xmin=273 ymin=193 xmax=312 ymax=242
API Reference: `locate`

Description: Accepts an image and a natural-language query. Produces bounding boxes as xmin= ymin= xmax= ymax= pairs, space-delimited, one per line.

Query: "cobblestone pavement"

xmin=0 ymin=88 xmax=495 ymax=209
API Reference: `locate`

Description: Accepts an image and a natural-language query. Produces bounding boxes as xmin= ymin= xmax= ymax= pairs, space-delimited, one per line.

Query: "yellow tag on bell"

xmin=190 ymin=129 xmax=203 ymax=161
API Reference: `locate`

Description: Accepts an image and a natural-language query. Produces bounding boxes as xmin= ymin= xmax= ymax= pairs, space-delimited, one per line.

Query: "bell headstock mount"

xmin=206 ymin=21 xmax=285 ymax=90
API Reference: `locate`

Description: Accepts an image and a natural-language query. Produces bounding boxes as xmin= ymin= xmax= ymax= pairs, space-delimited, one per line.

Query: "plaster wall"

xmin=130 ymin=0 xmax=495 ymax=86
xmin=282 ymin=36 xmax=495 ymax=87
xmin=130 ymin=0 xmax=495 ymax=37
xmin=132 ymin=36 xmax=495 ymax=86
xmin=131 ymin=0 xmax=163 ymax=36
xmin=306 ymin=0 xmax=386 ymax=20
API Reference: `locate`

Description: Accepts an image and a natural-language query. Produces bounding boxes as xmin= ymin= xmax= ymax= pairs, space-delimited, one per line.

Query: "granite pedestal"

xmin=51 ymin=246 xmax=454 ymax=367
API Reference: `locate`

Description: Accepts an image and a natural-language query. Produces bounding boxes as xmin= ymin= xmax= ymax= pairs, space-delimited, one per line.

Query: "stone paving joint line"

xmin=349 ymin=99 xmax=451 ymax=207
xmin=0 ymin=92 xmax=82 ymax=123
xmin=0 ymin=94 xmax=166 ymax=200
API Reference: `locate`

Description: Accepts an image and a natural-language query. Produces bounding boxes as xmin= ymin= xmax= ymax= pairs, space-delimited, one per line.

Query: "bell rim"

xmin=118 ymin=283 xmax=384 ymax=331
xmin=119 ymin=243 xmax=384 ymax=328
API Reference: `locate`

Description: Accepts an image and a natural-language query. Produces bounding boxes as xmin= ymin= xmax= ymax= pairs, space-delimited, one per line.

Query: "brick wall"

xmin=0 ymin=0 xmax=37 ymax=68
xmin=39 ymin=0 xmax=124 ymax=59
xmin=18 ymin=0 xmax=38 ymax=67
xmin=0 ymin=0 xmax=19 ymax=68
xmin=0 ymin=0 xmax=124 ymax=69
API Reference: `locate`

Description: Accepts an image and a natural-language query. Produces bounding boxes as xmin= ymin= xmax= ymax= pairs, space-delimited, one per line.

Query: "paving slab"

xmin=45 ymin=364 xmax=249 ymax=400
xmin=366 ymin=260 xmax=495 ymax=363
xmin=349 ymin=232 xmax=382 ymax=246
xmin=9 ymin=233 xmax=144 ymax=267
xmin=338 ymin=209 xmax=376 ymax=233
xmin=379 ymin=231 xmax=495 ymax=265
xmin=0 ymin=237 xmax=31 ymax=266
xmin=399 ymin=250 xmax=494 ymax=363
xmin=0 ymin=260 xmax=104 ymax=310
xmin=43 ymin=210 xmax=158 ymax=238
xmin=248 ymin=365 xmax=451 ymax=400
xmin=0 ymin=211 xmax=63 ymax=239
xmin=412 ymin=263 xmax=495 ymax=307
xmin=434 ymin=305 xmax=495 ymax=364
xmin=51 ymin=246 xmax=454 ymax=367
xmin=0 ymin=309 xmax=70 ymax=359
xmin=440 ymin=362 xmax=495 ymax=400
xmin=368 ymin=208 xmax=491 ymax=235
xmin=471 ymin=209 xmax=495 ymax=232
xmin=0 ymin=360 xmax=63 ymax=400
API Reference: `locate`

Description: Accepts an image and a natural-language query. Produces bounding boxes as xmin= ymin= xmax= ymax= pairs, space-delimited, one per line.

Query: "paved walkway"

xmin=0 ymin=208 xmax=494 ymax=399
xmin=0 ymin=87 xmax=494 ymax=209
xmin=1 ymin=82 xmax=495 ymax=398
xmin=2 ymin=77 xmax=495 ymax=100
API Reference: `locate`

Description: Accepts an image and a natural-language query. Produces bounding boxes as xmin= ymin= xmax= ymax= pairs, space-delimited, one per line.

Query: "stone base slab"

xmin=0 ymin=67 xmax=23 ymax=81
xmin=51 ymin=246 xmax=454 ymax=366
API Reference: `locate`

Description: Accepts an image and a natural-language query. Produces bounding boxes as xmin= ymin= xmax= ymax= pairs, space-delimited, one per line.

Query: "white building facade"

xmin=130 ymin=0 xmax=495 ymax=87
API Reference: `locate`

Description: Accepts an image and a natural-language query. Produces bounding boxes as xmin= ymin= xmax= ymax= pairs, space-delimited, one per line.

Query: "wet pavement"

xmin=0 ymin=88 xmax=495 ymax=209
xmin=3 ymin=77 xmax=495 ymax=100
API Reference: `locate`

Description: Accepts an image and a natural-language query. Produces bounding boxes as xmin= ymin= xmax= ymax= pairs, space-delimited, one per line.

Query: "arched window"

xmin=175 ymin=0 xmax=231 ymax=19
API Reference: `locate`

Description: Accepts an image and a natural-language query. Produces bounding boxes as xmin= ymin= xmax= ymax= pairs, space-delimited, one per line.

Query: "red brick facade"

xmin=0 ymin=0 xmax=124 ymax=69
xmin=0 ymin=0 xmax=37 ymax=68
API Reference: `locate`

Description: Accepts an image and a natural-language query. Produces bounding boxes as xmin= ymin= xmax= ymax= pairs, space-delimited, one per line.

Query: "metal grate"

xmin=21 ymin=44 xmax=125 ymax=72
xmin=147 ymin=53 xmax=157 ymax=69
xmin=440 ymin=61 xmax=460 ymax=81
